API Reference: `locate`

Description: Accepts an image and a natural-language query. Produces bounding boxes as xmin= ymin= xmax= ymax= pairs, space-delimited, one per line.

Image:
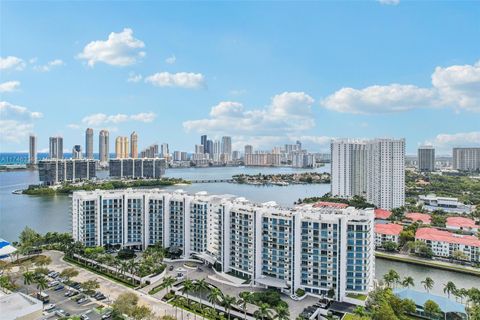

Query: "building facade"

xmin=331 ymin=138 xmax=405 ymax=210
xmin=38 ymin=159 xmax=97 ymax=185
xmin=374 ymin=223 xmax=403 ymax=248
xmin=418 ymin=146 xmax=435 ymax=172
xmin=99 ymin=130 xmax=109 ymax=164
xmin=130 ymin=131 xmax=138 ymax=158
xmin=85 ymin=128 xmax=94 ymax=159
xmin=72 ymin=190 xmax=375 ymax=301
xmin=49 ymin=136 xmax=63 ymax=159
xmin=453 ymin=147 xmax=480 ymax=171
xmin=109 ymin=158 xmax=166 ymax=179
xmin=72 ymin=145 xmax=82 ymax=159
xmin=29 ymin=134 xmax=37 ymax=165
xmin=115 ymin=136 xmax=129 ymax=159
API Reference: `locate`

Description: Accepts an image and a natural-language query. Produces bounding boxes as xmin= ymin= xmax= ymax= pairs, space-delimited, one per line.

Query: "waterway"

xmin=0 ymin=166 xmax=478 ymax=296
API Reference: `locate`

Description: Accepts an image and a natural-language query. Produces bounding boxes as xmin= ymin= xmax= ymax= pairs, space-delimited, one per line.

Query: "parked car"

xmin=48 ymin=280 xmax=59 ymax=287
xmin=80 ymin=314 xmax=90 ymax=320
xmin=56 ymin=309 xmax=71 ymax=317
xmin=44 ymin=303 xmax=56 ymax=311
xmin=95 ymin=294 xmax=106 ymax=301
xmin=101 ymin=312 xmax=112 ymax=319
xmin=169 ymin=265 xmax=174 ymax=271
xmin=54 ymin=284 xmax=64 ymax=291
xmin=77 ymin=297 xmax=89 ymax=304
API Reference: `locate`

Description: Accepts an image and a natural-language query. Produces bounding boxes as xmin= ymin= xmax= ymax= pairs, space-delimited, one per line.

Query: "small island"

xmin=232 ymin=172 xmax=330 ymax=186
xmin=21 ymin=178 xmax=191 ymax=196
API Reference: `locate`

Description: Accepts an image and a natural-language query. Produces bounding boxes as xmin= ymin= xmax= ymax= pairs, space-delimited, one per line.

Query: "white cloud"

xmin=424 ymin=131 xmax=480 ymax=153
xmin=0 ymin=101 xmax=42 ymax=144
xmin=77 ymin=28 xmax=145 ymax=67
xmin=183 ymin=92 xmax=315 ymax=137
xmin=322 ymin=60 xmax=480 ymax=114
xmin=0 ymin=81 xmax=21 ymax=93
xmin=229 ymin=89 xmax=247 ymax=96
xmin=0 ymin=101 xmax=43 ymax=119
xmin=378 ymin=0 xmax=400 ymax=5
xmin=33 ymin=59 xmax=65 ymax=72
xmin=127 ymin=73 xmax=142 ymax=83
xmin=67 ymin=123 xmax=81 ymax=129
xmin=0 ymin=56 xmax=26 ymax=71
xmin=165 ymin=55 xmax=176 ymax=64
xmin=80 ymin=112 xmax=156 ymax=126
xmin=294 ymin=135 xmax=334 ymax=146
xmin=431 ymin=61 xmax=480 ymax=112
xmin=145 ymin=72 xmax=205 ymax=89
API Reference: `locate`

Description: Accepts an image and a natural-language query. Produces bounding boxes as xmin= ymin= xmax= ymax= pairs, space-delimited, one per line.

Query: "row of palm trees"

xmin=382 ymin=269 xmax=474 ymax=304
xmin=23 ymin=271 xmax=48 ymax=295
xmin=170 ymin=278 xmax=290 ymax=320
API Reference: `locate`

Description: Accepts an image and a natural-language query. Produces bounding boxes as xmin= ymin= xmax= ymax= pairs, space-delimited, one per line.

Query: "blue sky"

xmin=1 ymin=1 xmax=479 ymax=155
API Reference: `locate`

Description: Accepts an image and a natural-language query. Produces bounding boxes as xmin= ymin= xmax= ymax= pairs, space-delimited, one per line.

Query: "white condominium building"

xmin=72 ymin=189 xmax=375 ymax=301
xmin=331 ymin=138 xmax=405 ymax=210
xmin=452 ymin=147 xmax=480 ymax=171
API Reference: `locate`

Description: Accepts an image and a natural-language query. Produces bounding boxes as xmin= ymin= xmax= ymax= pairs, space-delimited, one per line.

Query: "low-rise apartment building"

xmin=72 ymin=189 xmax=375 ymax=301
xmin=445 ymin=217 xmax=479 ymax=234
xmin=374 ymin=223 xmax=403 ymax=248
xmin=415 ymin=227 xmax=480 ymax=262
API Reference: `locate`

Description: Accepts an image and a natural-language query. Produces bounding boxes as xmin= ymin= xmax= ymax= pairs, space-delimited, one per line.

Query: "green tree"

xmin=274 ymin=304 xmax=290 ymax=320
xmin=180 ymin=279 xmax=194 ymax=306
xmin=383 ymin=269 xmax=400 ymax=288
xmin=452 ymin=250 xmax=468 ymax=261
xmin=444 ymin=281 xmax=457 ymax=299
xmin=23 ymin=271 xmax=35 ymax=294
xmin=161 ymin=275 xmax=176 ymax=292
xmin=131 ymin=305 xmax=153 ymax=320
xmin=424 ymin=299 xmax=442 ymax=318
xmin=422 ymin=277 xmax=434 ymax=293
xmin=402 ymin=276 xmax=415 ymax=289
xmin=382 ymin=241 xmax=398 ymax=252
xmin=223 ymin=294 xmax=237 ymax=320
xmin=112 ymin=292 xmax=139 ymax=316
xmin=81 ymin=279 xmax=100 ymax=295
xmin=208 ymin=287 xmax=222 ymax=314
xmin=60 ymin=267 xmax=79 ymax=282
xmin=254 ymin=303 xmax=272 ymax=320
xmin=238 ymin=292 xmax=252 ymax=320
xmin=35 ymin=276 xmax=48 ymax=295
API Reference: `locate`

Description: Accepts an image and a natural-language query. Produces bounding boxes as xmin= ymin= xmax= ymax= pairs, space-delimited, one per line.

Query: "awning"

xmin=194 ymin=252 xmax=217 ymax=265
xmin=0 ymin=239 xmax=17 ymax=258
xmin=255 ymin=276 xmax=288 ymax=289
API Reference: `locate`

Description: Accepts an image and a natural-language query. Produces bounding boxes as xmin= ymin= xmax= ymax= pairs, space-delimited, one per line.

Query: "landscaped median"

xmin=375 ymin=251 xmax=480 ymax=276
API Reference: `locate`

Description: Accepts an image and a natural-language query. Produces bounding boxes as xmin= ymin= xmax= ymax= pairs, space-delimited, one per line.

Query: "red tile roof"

xmin=313 ymin=201 xmax=349 ymax=209
xmin=375 ymin=223 xmax=403 ymax=236
xmin=446 ymin=217 xmax=478 ymax=229
xmin=375 ymin=209 xmax=392 ymax=220
xmin=416 ymin=227 xmax=480 ymax=247
xmin=405 ymin=212 xmax=431 ymax=224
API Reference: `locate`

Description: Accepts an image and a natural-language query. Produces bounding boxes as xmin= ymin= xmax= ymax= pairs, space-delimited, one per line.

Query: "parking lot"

xmin=20 ymin=274 xmax=111 ymax=320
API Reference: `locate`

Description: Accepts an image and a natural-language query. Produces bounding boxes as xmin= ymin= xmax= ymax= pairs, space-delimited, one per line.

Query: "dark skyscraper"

xmin=201 ymin=135 xmax=207 ymax=150
xmin=85 ymin=128 xmax=94 ymax=159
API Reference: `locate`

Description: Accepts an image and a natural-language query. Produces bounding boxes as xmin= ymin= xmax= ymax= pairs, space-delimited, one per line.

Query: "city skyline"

xmin=1 ymin=1 xmax=479 ymax=154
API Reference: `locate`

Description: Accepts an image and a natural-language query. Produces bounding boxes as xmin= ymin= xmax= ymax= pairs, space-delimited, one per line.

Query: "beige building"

xmin=1 ymin=292 xmax=43 ymax=320
xmin=130 ymin=131 xmax=138 ymax=158
xmin=115 ymin=136 xmax=129 ymax=159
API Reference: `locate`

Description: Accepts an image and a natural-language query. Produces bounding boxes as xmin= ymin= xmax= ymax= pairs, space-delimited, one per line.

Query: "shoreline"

xmin=375 ymin=251 xmax=480 ymax=277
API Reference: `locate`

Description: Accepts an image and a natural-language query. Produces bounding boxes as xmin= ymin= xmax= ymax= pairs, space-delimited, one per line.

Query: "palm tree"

xmin=422 ymin=277 xmax=434 ymax=293
xmin=208 ymin=287 xmax=222 ymax=313
xmin=274 ymin=305 xmax=289 ymax=320
xmin=35 ymin=276 xmax=48 ymax=295
xmin=383 ymin=269 xmax=400 ymax=288
xmin=238 ymin=292 xmax=252 ymax=320
xmin=222 ymin=294 xmax=236 ymax=320
xmin=254 ymin=303 xmax=272 ymax=320
xmin=194 ymin=278 xmax=209 ymax=297
xmin=162 ymin=276 xmax=176 ymax=293
xmin=180 ymin=279 xmax=194 ymax=306
xmin=444 ymin=281 xmax=457 ymax=299
xmin=402 ymin=276 xmax=415 ymax=288
xmin=119 ymin=260 xmax=129 ymax=280
xmin=23 ymin=271 xmax=35 ymax=294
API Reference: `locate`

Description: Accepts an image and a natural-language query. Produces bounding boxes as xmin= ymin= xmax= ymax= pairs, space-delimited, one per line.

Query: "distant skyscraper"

xmin=72 ymin=145 xmax=82 ymax=159
xmin=201 ymin=135 xmax=207 ymax=151
xmin=99 ymin=130 xmax=109 ymax=163
xmin=244 ymin=145 xmax=253 ymax=155
xmin=331 ymin=140 xmax=367 ymax=199
xmin=206 ymin=140 xmax=213 ymax=155
xmin=49 ymin=136 xmax=63 ymax=159
xmin=29 ymin=134 xmax=37 ymax=165
xmin=331 ymin=138 xmax=405 ymax=210
xmin=213 ymin=140 xmax=221 ymax=155
xmin=221 ymin=136 xmax=232 ymax=155
xmin=453 ymin=147 xmax=480 ymax=171
xmin=195 ymin=144 xmax=204 ymax=154
xmin=85 ymin=128 xmax=94 ymax=159
xmin=418 ymin=146 xmax=435 ymax=172
xmin=115 ymin=136 xmax=129 ymax=159
xmin=161 ymin=143 xmax=169 ymax=157
xmin=130 ymin=131 xmax=138 ymax=158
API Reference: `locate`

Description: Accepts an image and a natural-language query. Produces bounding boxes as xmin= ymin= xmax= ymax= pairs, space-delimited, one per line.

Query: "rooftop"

xmin=313 ymin=201 xmax=349 ymax=209
xmin=446 ymin=217 xmax=478 ymax=229
xmin=374 ymin=208 xmax=392 ymax=220
xmin=395 ymin=289 xmax=466 ymax=315
xmin=375 ymin=223 xmax=403 ymax=236
xmin=0 ymin=292 xmax=43 ymax=319
xmin=405 ymin=212 xmax=431 ymax=224
xmin=416 ymin=227 xmax=480 ymax=247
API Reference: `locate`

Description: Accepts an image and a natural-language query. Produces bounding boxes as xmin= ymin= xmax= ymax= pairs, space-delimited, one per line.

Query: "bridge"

xmin=190 ymin=179 xmax=234 ymax=183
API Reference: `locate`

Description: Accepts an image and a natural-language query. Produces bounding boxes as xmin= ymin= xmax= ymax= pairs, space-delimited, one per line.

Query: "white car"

xmin=44 ymin=303 xmax=56 ymax=311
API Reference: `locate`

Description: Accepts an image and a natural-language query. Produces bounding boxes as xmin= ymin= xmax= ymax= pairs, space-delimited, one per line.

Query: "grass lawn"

xmin=346 ymin=293 xmax=368 ymax=301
